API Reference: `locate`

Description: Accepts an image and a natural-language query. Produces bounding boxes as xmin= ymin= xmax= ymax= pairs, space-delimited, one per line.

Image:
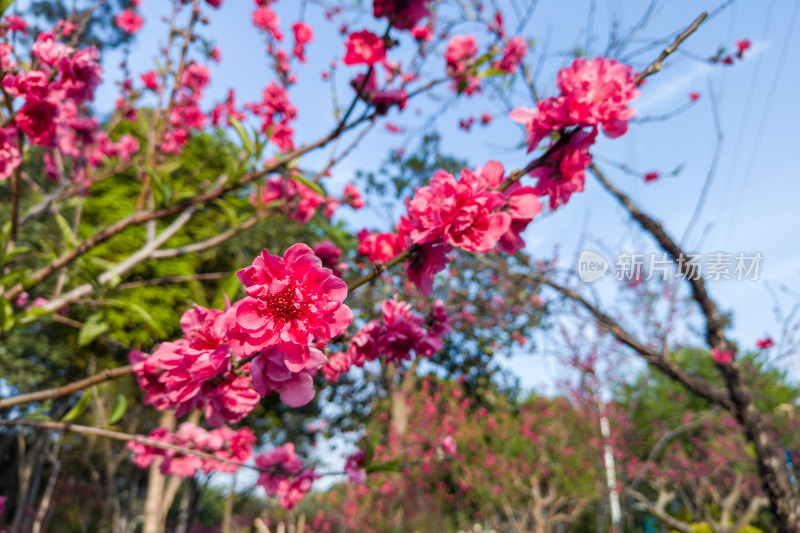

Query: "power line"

xmin=717 ymin=0 xmax=775 ymax=234
xmin=724 ymin=0 xmax=799 ymax=242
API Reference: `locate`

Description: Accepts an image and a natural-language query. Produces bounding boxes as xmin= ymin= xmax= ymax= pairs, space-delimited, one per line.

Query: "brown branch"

xmin=0 ymin=418 xmax=250 ymax=470
xmin=0 ymin=365 xmax=134 ymax=411
xmin=116 ymin=272 xmax=230 ymax=291
xmin=627 ymin=486 xmax=692 ymax=533
xmin=635 ymin=12 xmax=708 ymax=83
xmin=534 ymin=273 xmax=733 ymax=409
xmin=590 ymin=163 xmax=727 ymax=350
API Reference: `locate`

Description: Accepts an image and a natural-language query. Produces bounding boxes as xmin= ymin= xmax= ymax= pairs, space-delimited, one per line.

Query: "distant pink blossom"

xmin=343 ymin=183 xmax=364 ymax=209
xmin=253 ymin=5 xmax=282 ymax=40
xmin=494 ymin=36 xmax=527 ymax=73
xmin=756 ymin=337 xmax=775 ymax=349
xmin=255 ymin=444 xmax=318 ymax=509
xmin=292 ymin=22 xmax=313 ymax=62
xmin=411 ymin=24 xmax=433 ymax=41
xmin=711 ymin=347 xmax=734 ymax=364
xmin=141 ymin=70 xmax=160 ymax=91
xmin=441 ymin=435 xmax=457 ymax=456
xmin=0 ymin=127 xmax=21 ymax=181
xmin=345 ymin=451 xmax=367 ymax=484
xmin=644 ymin=171 xmax=659 ymax=183
xmin=736 ymin=39 xmax=751 ymax=59
xmin=115 ymin=9 xmax=143 ymax=34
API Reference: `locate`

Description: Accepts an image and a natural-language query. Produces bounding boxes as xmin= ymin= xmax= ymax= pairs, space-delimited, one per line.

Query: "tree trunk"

xmin=142 ymin=411 xmax=176 ymax=533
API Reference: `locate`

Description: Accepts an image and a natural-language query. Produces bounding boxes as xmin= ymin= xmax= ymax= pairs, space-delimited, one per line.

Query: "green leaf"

xmin=364 ymin=432 xmax=379 ymax=467
xmin=105 ymin=299 xmax=163 ymax=336
xmin=479 ymin=67 xmax=508 ymax=78
xmin=54 ymin=213 xmax=78 ymax=248
xmin=0 ymin=295 xmax=14 ymax=334
xmin=289 ymin=173 xmax=327 ymax=198
xmin=78 ymin=314 xmax=109 ymax=346
xmin=229 ymin=116 xmax=253 ymax=156
xmin=62 ymin=390 xmax=92 ymax=422
xmin=3 ymin=246 xmax=29 ymax=262
xmin=365 ymin=460 xmax=402 ymax=473
xmin=0 ymin=0 xmax=15 ymax=18
xmin=144 ymin=164 xmax=170 ymax=205
xmin=107 ymin=395 xmax=128 ymax=425
xmin=212 ymin=271 xmax=242 ymax=310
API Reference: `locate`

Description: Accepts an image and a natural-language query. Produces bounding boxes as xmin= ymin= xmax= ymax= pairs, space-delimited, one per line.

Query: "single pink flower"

xmin=688 ymin=92 xmax=701 ymax=101
xmin=343 ymin=30 xmax=386 ymax=66
xmin=644 ymin=171 xmax=659 ymax=183
xmin=711 ymin=347 xmax=734 ymax=364
xmin=292 ymin=22 xmax=313 ymax=62
xmin=115 ymin=9 xmax=143 ymax=34
xmin=343 ymin=183 xmax=365 ymax=209
xmin=756 ymin=337 xmax=775 ymax=349
xmin=556 ymin=56 xmax=639 ymax=137
xmin=227 ymin=244 xmax=352 ymax=370
xmin=736 ymin=39 xmax=751 ymax=59
xmin=441 ymin=435 xmax=457 ymax=456
xmin=345 ymin=451 xmax=367 ymax=484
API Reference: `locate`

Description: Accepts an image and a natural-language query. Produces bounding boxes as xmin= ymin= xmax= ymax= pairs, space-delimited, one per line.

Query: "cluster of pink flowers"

xmin=255 ymin=443 xmax=318 ymax=509
xmin=247 ymin=81 xmax=298 ymax=152
xmin=128 ymin=422 xmax=255 ymax=477
xmin=252 ymin=174 xmax=361 ymax=223
xmin=372 ymin=0 xmax=431 ymax=30
xmin=253 ymin=2 xmax=283 ymax=41
xmin=159 ymin=62 xmax=212 ymax=154
xmin=406 ymin=161 xmax=542 ymax=255
xmin=131 ymin=245 xmax=353 ymax=426
xmin=129 ymin=305 xmax=260 ymax=425
xmin=323 ymin=298 xmax=449 ymax=382
xmin=511 ymin=56 xmax=639 ymax=208
xmin=291 ymin=22 xmax=313 ymax=63
xmin=445 ymin=35 xmax=480 ymax=95
xmin=358 ymin=162 xmax=541 ymax=293
xmin=1 ymin=23 xmax=143 ymax=186
xmin=493 ymin=36 xmax=527 ymax=73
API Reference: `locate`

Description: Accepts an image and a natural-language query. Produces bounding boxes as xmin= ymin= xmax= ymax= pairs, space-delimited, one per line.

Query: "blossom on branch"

xmin=343 ymin=30 xmax=386 ymax=66
xmin=227 ymin=244 xmax=352 ymax=371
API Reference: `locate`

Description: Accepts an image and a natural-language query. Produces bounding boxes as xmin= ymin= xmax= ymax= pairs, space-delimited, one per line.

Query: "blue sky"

xmin=17 ymin=0 xmax=800 ymax=389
